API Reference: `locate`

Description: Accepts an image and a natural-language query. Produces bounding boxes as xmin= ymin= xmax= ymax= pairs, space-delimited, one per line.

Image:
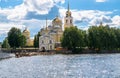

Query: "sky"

xmin=0 ymin=0 xmax=120 ymax=42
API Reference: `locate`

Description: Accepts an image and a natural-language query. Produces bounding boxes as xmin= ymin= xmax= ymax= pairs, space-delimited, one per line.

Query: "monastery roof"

xmin=52 ymin=16 xmax=62 ymax=25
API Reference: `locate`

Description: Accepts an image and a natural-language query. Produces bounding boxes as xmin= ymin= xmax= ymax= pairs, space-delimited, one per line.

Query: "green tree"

xmin=88 ymin=25 xmax=118 ymax=50
xmin=8 ymin=27 xmax=22 ymax=49
xmin=88 ymin=26 xmax=98 ymax=49
xmin=114 ymin=29 xmax=120 ymax=49
xmin=61 ymin=26 xmax=84 ymax=53
xmin=34 ymin=35 xmax=38 ymax=48
xmin=18 ymin=35 xmax=26 ymax=48
xmin=34 ymin=31 xmax=41 ymax=48
xmin=78 ymin=29 xmax=85 ymax=48
xmin=2 ymin=38 xmax=10 ymax=49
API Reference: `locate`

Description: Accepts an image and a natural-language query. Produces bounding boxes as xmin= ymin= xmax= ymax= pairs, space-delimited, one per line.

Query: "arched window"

xmin=70 ymin=19 xmax=72 ymax=23
xmin=50 ymin=45 xmax=52 ymax=50
xmin=42 ymin=40 xmax=44 ymax=44
xmin=49 ymin=40 xmax=52 ymax=44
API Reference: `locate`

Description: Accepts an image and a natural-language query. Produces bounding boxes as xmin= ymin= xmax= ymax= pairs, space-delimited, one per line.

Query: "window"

xmin=49 ymin=40 xmax=52 ymax=44
xmin=50 ymin=45 xmax=52 ymax=50
xmin=66 ymin=14 xmax=68 ymax=17
xmin=66 ymin=20 xmax=68 ymax=23
xmin=70 ymin=19 xmax=72 ymax=23
xmin=42 ymin=40 xmax=44 ymax=44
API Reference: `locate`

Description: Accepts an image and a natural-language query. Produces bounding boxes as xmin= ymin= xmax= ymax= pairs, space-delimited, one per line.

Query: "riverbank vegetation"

xmin=61 ymin=25 xmax=120 ymax=53
xmin=2 ymin=38 xmax=10 ymax=49
xmin=2 ymin=25 xmax=120 ymax=54
xmin=2 ymin=27 xmax=26 ymax=49
xmin=34 ymin=31 xmax=41 ymax=48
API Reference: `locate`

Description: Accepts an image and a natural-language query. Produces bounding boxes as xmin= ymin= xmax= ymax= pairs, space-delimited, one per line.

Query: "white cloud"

xmin=0 ymin=0 xmax=65 ymax=20
xmin=23 ymin=0 xmax=54 ymax=14
xmin=96 ymin=0 xmax=107 ymax=2
xmin=0 ymin=23 xmax=24 ymax=37
xmin=59 ymin=8 xmax=120 ymax=29
xmin=0 ymin=0 xmax=65 ymax=41
xmin=59 ymin=8 xmax=112 ymax=26
xmin=89 ymin=15 xmax=112 ymax=26
xmin=112 ymin=15 xmax=120 ymax=26
xmin=0 ymin=18 xmax=53 ymax=42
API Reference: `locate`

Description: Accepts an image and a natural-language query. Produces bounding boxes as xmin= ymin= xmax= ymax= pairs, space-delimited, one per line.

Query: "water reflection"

xmin=0 ymin=54 xmax=120 ymax=78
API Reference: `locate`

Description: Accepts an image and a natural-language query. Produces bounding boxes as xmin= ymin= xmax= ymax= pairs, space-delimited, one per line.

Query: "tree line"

xmin=61 ymin=25 xmax=120 ymax=53
xmin=2 ymin=27 xmax=26 ymax=49
xmin=2 ymin=27 xmax=40 ymax=49
xmin=33 ymin=31 xmax=41 ymax=48
xmin=2 ymin=25 xmax=120 ymax=53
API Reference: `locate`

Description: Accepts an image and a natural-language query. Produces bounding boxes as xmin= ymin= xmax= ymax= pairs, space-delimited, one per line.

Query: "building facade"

xmin=39 ymin=3 xmax=73 ymax=51
xmin=39 ymin=34 xmax=55 ymax=51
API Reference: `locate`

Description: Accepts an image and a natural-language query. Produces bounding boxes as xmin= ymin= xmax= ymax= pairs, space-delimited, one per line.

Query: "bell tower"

xmin=64 ymin=2 xmax=73 ymax=29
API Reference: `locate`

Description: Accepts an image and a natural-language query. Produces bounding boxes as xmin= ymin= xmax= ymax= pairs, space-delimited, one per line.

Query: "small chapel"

xmin=39 ymin=3 xmax=73 ymax=51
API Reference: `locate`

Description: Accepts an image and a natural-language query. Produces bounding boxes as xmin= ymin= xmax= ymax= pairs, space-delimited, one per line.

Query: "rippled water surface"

xmin=0 ymin=54 xmax=120 ymax=78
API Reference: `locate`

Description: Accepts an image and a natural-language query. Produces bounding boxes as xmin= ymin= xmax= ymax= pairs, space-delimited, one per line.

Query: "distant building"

xmin=64 ymin=2 xmax=73 ymax=29
xmin=22 ymin=27 xmax=33 ymax=47
xmin=39 ymin=16 xmax=63 ymax=51
xmin=39 ymin=3 xmax=74 ymax=51
xmin=39 ymin=34 xmax=55 ymax=51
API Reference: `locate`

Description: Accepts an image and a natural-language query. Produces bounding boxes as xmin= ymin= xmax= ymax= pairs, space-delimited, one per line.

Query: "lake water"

xmin=0 ymin=54 xmax=120 ymax=78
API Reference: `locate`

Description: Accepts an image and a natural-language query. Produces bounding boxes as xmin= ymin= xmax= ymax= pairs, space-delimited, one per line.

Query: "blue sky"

xmin=0 ymin=0 xmax=120 ymax=42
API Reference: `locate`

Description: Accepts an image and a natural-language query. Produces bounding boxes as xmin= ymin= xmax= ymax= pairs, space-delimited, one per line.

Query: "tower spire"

xmin=46 ymin=17 xmax=48 ymax=31
xmin=68 ymin=1 xmax=70 ymax=11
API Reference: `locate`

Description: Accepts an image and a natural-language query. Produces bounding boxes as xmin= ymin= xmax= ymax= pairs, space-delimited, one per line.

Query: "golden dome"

xmin=23 ymin=28 xmax=30 ymax=33
xmin=52 ymin=16 xmax=62 ymax=26
xmin=23 ymin=27 xmax=30 ymax=40
xmin=53 ymin=16 xmax=62 ymax=23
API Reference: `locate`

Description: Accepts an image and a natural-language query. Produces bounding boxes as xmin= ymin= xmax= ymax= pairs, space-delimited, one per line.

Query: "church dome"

xmin=23 ymin=28 xmax=30 ymax=33
xmin=52 ymin=16 xmax=62 ymax=27
xmin=23 ymin=27 xmax=30 ymax=40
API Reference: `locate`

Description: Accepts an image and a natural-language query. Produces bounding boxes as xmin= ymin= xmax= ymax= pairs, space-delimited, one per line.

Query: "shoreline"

xmin=0 ymin=51 xmax=15 ymax=59
xmin=1 ymin=51 xmax=120 ymax=58
xmin=14 ymin=50 xmax=120 ymax=58
xmin=1 ymin=49 xmax=120 ymax=58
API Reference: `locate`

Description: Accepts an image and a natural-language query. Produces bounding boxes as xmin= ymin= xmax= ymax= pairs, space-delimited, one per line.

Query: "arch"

xmin=41 ymin=47 xmax=46 ymax=52
xmin=50 ymin=45 xmax=52 ymax=50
